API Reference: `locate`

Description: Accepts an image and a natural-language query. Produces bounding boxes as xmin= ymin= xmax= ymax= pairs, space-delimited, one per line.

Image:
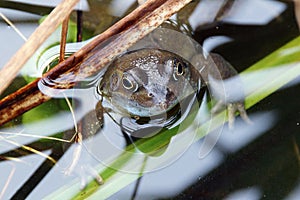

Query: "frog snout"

xmin=146 ymin=84 xmax=176 ymax=110
xmin=159 ymin=102 xmax=168 ymax=110
xmin=157 ymin=88 xmax=176 ymax=110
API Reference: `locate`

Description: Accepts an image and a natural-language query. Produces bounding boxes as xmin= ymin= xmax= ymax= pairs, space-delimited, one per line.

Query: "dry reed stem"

xmin=0 ymin=0 xmax=192 ymax=126
xmin=59 ymin=15 xmax=70 ymax=62
xmin=0 ymin=0 xmax=80 ymax=95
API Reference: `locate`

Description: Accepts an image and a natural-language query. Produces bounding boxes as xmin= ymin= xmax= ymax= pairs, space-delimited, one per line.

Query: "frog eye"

xmin=173 ymin=61 xmax=186 ymax=80
xmin=176 ymin=62 xmax=184 ymax=75
xmin=122 ymin=74 xmax=138 ymax=92
xmin=122 ymin=77 xmax=133 ymax=89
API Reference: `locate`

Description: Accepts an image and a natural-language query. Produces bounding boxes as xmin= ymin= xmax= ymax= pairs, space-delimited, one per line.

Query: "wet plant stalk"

xmin=59 ymin=15 xmax=70 ymax=62
xmin=0 ymin=0 xmax=192 ymax=126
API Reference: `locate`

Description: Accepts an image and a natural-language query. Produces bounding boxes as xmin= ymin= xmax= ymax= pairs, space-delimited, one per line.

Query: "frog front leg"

xmin=193 ymin=53 xmax=251 ymax=128
xmin=63 ymin=101 xmax=105 ymax=188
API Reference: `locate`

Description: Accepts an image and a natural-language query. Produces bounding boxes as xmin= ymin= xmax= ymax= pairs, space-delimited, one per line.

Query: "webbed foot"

xmin=77 ymin=165 xmax=104 ymax=189
xmin=64 ymin=142 xmax=104 ymax=189
xmin=212 ymin=101 xmax=251 ymax=129
xmin=227 ymin=102 xmax=252 ymax=129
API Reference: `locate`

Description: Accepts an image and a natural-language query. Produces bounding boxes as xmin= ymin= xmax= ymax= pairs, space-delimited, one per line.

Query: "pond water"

xmin=1 ymin=0 xmax=300 ymax=199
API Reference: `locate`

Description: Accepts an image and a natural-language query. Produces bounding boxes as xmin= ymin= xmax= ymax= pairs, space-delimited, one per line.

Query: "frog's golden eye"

xmin=122 ymin=74 xmax=138 ymax=92
xmin=122 ymin=77 xmax=133 ymax=89
xmin=176 ymin=62 xmax=184 ymax=76
xmin=173 ymin=61 xmax=185 ymax=80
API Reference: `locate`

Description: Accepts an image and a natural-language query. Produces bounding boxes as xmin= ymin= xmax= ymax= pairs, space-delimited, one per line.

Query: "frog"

xmin=97 ymin=49 xmax=200 ymax=120
xmin=95 ymin=27 xmax=250 ymax=137
xmin=63 ymin=27 xmax=250 ymax=188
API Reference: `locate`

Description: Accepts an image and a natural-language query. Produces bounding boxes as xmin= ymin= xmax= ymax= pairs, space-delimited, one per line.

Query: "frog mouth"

xmin=158 ymin=89 xmax=177 ymax=111
xmin=125 ymin=88 xmax=179 ymax=116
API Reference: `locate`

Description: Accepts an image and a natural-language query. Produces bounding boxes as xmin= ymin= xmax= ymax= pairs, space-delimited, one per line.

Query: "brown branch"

xmin=59 ymin=15 xmax=70 ymax=62
xmin=0 ymin=0 xmax=80 ymax=95
xmin=0 ymin=0 xmax=192 ymax=126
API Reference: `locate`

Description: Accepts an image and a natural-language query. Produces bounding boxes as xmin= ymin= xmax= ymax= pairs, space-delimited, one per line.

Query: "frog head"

xmin=98 ymin=48 xmax=201 ymax=119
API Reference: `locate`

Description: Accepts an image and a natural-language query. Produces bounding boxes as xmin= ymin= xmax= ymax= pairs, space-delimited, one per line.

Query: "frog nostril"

xmin=166 ymin=88 xmax=175 ymax=100
xmin=148 ymin=93 xmax=154 ymax=97
xmin=159 ymin=102 xmax=168 ymax=110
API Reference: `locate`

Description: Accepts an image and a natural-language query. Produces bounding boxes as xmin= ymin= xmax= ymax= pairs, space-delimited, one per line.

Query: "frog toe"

xmin=64 ymin=142 xmax=104 ymax=189
xmin=65 ymin=162 xmax=104 ymax=190
xmin=79 ymin=165 xmax=104 ymax=189
xmin=227 ymin=102 xmax=251 ymax=129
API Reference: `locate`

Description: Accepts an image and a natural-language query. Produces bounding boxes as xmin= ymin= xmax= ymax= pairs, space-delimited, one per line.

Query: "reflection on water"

xmin=224 ymin=187 xmax=262 ymax=200
xmin=222 ymin=0 xmax=286 ymax=25
xmin=0 ymin=0 xmax=300 ymax=199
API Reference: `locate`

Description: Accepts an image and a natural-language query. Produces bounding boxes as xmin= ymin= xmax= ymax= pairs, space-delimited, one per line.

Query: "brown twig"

xmin=0 ymin=0 xmax=192 ymax=126
xmin=59 ymin=15 xmax=70 ymax=62
xmin=0 ymin=0 xmax=80 ymax=95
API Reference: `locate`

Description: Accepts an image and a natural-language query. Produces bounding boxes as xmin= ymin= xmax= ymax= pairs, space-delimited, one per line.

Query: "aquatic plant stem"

xmin=59 ymin=15 xmax=70 ymax=62
xmin=0 ymin=0 xmax=192 ymax=126
xmin=0 ymin=0 xmax=80 ymax=95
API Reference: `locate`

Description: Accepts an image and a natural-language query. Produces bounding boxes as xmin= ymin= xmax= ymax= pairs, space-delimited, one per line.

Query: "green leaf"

xmin=22 ymin=100 xmax=62 ymax=124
